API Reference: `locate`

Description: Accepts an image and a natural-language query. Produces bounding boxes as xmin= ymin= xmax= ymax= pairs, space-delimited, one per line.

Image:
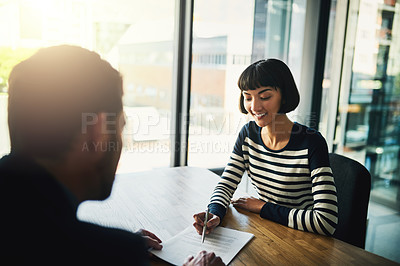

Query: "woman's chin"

xmin=254 ymin=119 xmax=269 ymax=128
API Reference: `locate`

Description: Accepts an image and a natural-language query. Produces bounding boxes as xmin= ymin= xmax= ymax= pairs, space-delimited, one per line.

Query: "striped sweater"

xmin=209 ymin=121 xmax=338 ymax=235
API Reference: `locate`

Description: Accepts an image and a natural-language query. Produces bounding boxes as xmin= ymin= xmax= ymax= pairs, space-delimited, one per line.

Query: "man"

xmin=0 ymin=45 xmax=223 ymax=265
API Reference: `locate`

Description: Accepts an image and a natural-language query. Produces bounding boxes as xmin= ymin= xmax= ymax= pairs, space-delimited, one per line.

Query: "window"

xmin=325 ymin=0 xmax=400 ymax=209
xmin=1 ymin=0 xmax=314 ymax=174
xmin=188 ymin=0 xmax=308 ymax=168
xmin=0 ymin=0 xmax=176 ymax=173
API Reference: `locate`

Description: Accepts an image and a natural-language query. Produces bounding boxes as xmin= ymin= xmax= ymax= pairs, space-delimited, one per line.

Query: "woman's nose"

xmin=251 ymin=98 xmax=262 ymax=112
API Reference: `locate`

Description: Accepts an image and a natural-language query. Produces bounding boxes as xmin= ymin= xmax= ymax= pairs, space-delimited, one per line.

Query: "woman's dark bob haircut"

xmin=238 ymin=59 xmax=300 ymax=114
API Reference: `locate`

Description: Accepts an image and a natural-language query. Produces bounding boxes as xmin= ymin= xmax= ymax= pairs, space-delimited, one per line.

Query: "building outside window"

xmin=0 ymin=0 xmax=176 ymax=173
xmin=188 ymin=0 xmax=308 ymax=169
xmin=0 ymin=0 xmax=310 ymax=175
xmin=328 ymin=0 xmax=400 ymax=210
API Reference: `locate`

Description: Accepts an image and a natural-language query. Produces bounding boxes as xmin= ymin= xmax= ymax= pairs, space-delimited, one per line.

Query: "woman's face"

xmin=242 ymin=86 xmax=282 ymax=128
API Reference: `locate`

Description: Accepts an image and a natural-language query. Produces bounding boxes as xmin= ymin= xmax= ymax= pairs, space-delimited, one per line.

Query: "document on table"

xmin=150 ymin=226 xmax=254 ymax=265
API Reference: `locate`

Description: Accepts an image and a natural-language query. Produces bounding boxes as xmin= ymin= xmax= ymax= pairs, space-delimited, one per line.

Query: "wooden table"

xmin=77 ymin=167 xmax=397 ymax=265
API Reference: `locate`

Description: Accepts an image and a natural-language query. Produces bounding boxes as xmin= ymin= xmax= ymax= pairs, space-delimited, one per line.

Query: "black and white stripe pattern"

xmin=209 ymin=122 xmax=338 ymax=236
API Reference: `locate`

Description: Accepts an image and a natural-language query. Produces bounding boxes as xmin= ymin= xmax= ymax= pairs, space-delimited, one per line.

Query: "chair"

xmin=209 ymin=167 xmax=225 ymax=177
xmin=329 ymin=153 xmax=371 ymax=249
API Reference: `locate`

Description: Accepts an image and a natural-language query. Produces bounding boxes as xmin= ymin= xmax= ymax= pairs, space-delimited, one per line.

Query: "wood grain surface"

xmin=77 ymin=167 xmax=397 ymax=265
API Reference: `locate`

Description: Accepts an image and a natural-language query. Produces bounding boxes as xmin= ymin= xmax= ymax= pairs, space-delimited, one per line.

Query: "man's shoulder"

xmin=1 ymin=210 xmax=147 ymax=263
xmin=0 ymin=155 xmax=148 ymax=264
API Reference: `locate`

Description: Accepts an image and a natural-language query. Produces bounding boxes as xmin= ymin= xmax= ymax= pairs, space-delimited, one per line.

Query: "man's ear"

xmin=82 ymin=112 xmax=109 ymax=153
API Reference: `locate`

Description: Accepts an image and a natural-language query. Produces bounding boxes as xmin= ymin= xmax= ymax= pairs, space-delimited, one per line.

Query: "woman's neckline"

xmin=258 ymin=122 xmax=296 ymax=152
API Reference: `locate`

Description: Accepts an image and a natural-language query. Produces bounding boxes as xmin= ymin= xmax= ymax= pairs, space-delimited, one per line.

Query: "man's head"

xmin=8 ymin=45 xmax=124 ymax=200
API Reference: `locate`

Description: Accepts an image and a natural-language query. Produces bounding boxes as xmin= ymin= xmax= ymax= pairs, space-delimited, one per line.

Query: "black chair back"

xmin=329 ymin=153 xmax=371 ymax=248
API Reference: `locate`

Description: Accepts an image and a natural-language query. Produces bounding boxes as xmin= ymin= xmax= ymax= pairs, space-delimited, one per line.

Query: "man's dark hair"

xmin=8 ymin=45 xmax=123 ymax=158
xmin=237 ymin=58 xmax=300 ymax=114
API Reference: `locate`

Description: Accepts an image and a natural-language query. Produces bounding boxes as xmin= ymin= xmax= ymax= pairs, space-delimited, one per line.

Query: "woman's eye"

xmin=244 ymin=98 xmax=252 ymax=101
xmin=260 ymin=96 xmax=271 ymax=100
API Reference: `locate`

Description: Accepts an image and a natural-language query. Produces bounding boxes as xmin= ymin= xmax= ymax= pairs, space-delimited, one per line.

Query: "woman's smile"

xmin=253 ymin=112 xmax=267 ymax=119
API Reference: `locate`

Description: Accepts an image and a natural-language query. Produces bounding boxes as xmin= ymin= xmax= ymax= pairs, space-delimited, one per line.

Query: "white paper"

xmin=150 ymin=226 xmax=254 ymax=265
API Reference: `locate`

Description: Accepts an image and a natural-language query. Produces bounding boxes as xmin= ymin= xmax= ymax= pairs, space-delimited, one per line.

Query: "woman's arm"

xmin=259 ymin=165 xmax=338 ymax=235
xmin=208 ymin=124 xmax=249 ymax=221
xmin=208 ymin=153 xmax=246 ymax=220
xmin=193 ymin=124 xmax=250 ymax=235
xmin=259 ymin=133 xmax=338 ymax=235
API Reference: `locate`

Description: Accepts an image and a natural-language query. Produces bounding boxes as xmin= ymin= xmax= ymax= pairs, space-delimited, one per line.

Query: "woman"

xmin=193 ymin=59 xmax=338 ymax=236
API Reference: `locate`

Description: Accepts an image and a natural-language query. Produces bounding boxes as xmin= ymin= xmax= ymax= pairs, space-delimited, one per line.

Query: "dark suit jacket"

xmin=0 ymin=154 xmax=148 ymax=265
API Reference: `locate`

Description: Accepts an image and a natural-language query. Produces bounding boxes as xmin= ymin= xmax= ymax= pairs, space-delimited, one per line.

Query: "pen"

xmin=201 ymin=207 xmax=209 ymax=243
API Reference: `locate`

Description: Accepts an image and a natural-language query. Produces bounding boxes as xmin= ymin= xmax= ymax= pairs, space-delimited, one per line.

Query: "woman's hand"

xmin=137 ymin=229 xmax=162 ymax=250
xmin=231 ymin=196 xmax=265 ymax=213
xmin=193 ymin=211 xmax=220 ymax=235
